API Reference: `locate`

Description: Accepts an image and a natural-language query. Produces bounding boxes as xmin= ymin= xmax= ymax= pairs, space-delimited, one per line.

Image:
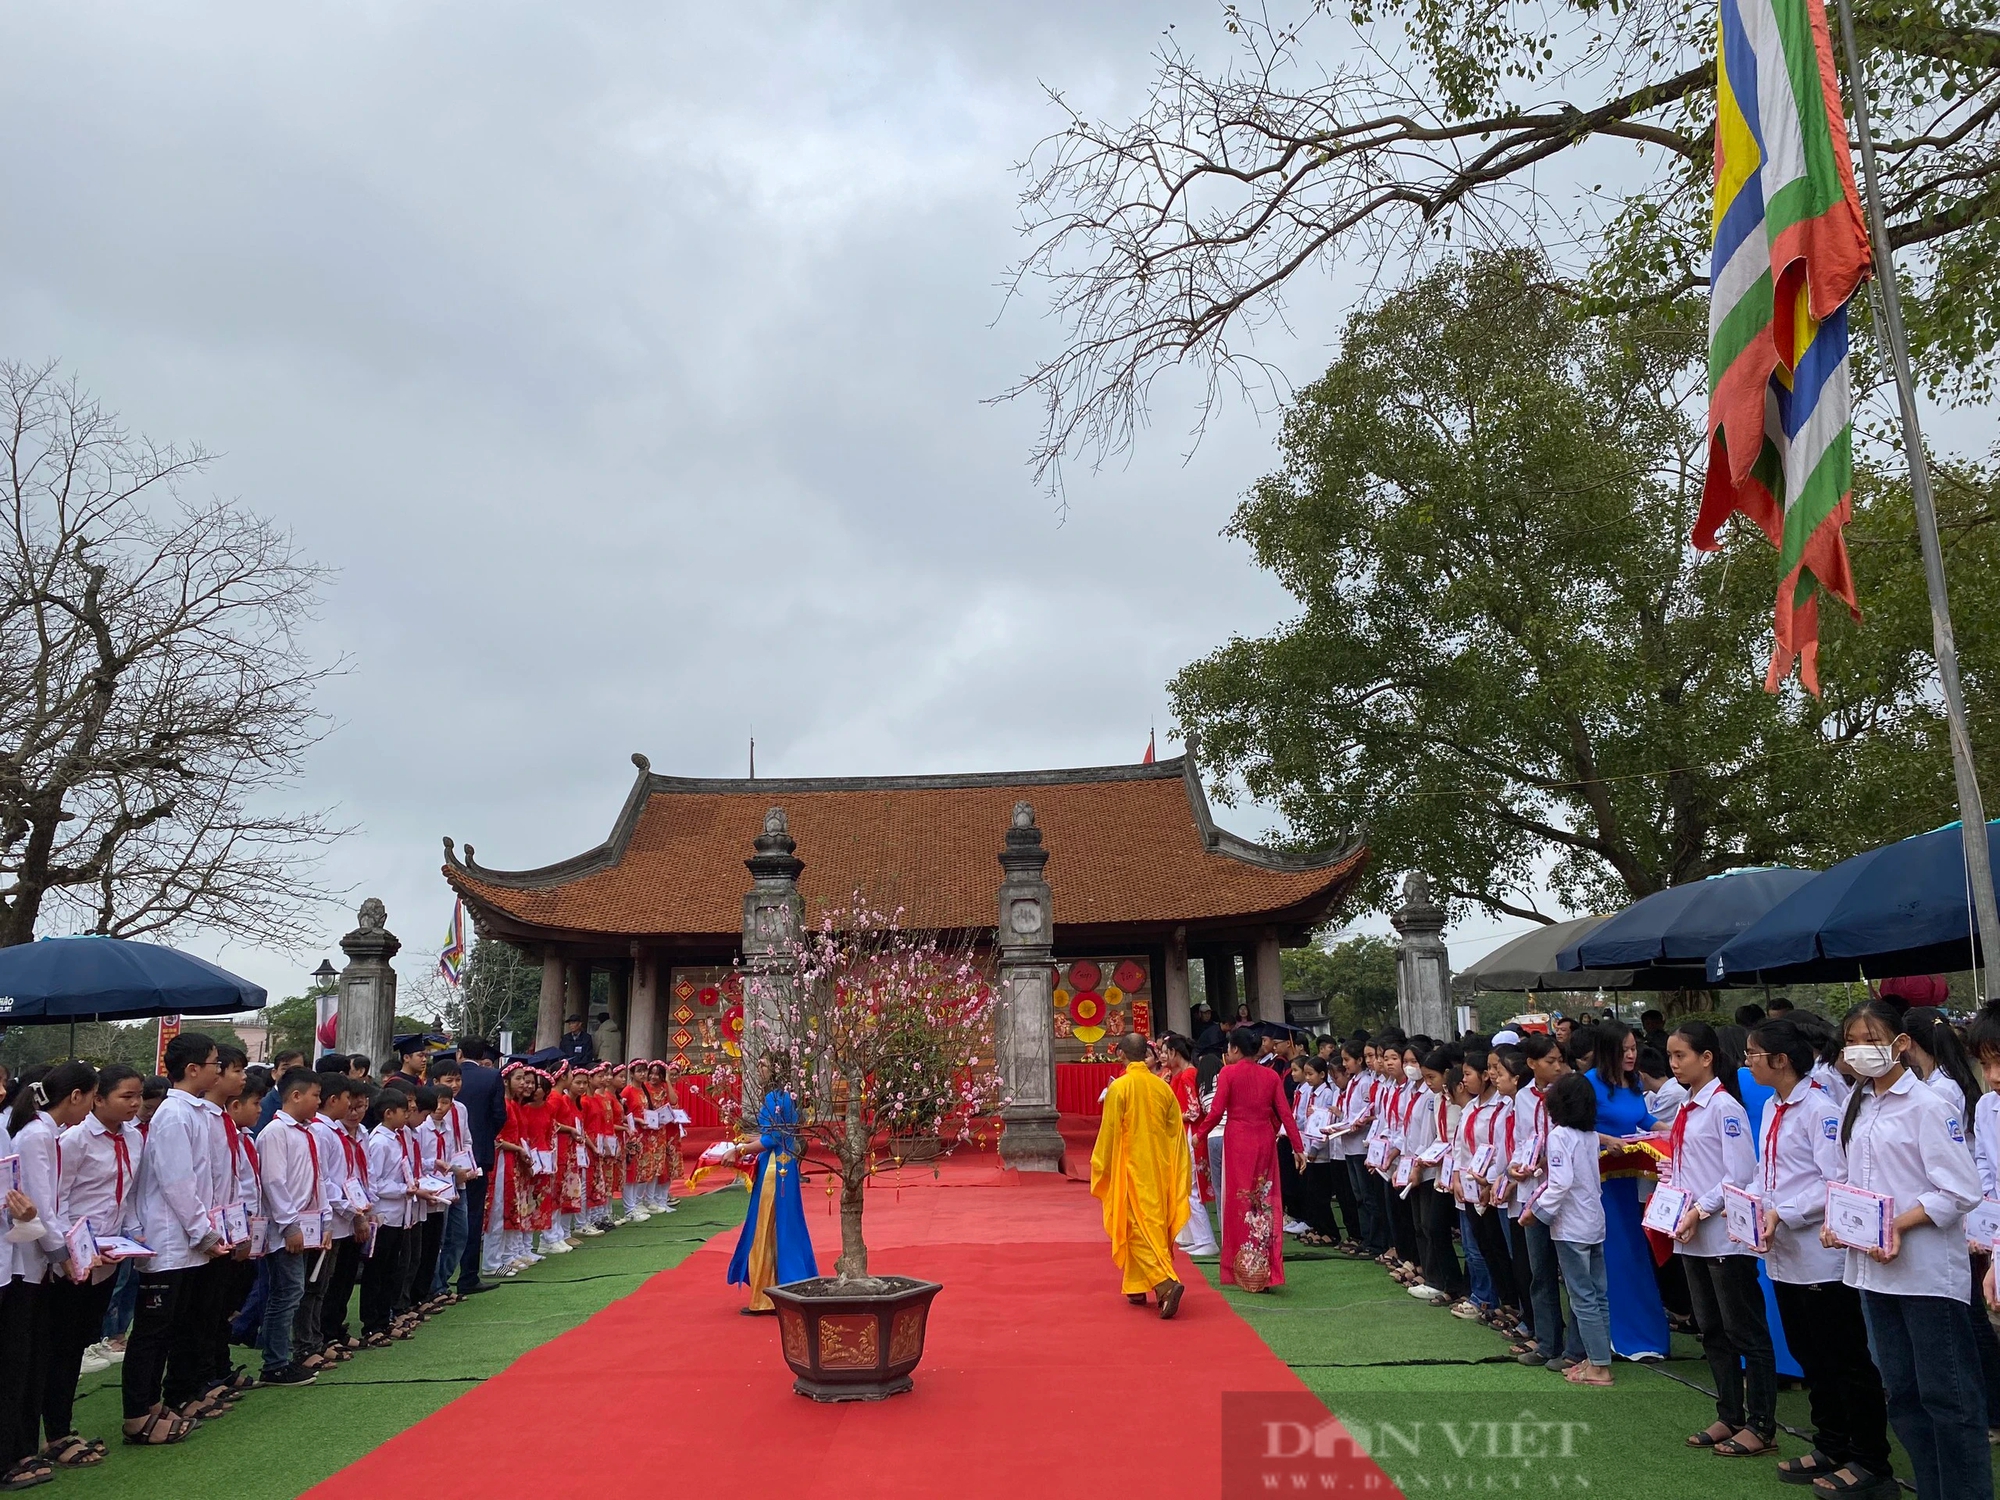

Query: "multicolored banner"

xmin=1694 ymin=0 xmax=1872 ymax=693
xmin=439 ymin=898 xmax=467 ymax=986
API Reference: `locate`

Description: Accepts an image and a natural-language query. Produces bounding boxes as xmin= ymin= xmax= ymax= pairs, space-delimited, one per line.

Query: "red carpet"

xmin=304 ymin=1129 xmax=1338 ymax=1500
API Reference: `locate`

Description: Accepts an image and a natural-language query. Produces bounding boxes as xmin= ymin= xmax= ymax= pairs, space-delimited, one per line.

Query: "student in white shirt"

xmin=1378 ymin=1036 xmax=1423 ymax=1281
xmin=1636 ymin=1045 xmax=1687 ymax=1132
xmin=1484 ymin=1046 xmax=1537 ymax=1347
xmin=1507 ymin=1034 xmax=1581 ymax=1368
xmin=1333 ymin=1040 xmax=1377 ymax=1255
xmin=1664 ymin=1020 xmax=1776 ymax=1456
xmin=1745 ymin=1018 xmax=1893 ymax=1493
xmin=1407 ymin=1047 xmax=1465 ymax=1307
xmin=120 ymin=1031 xmax=225 ymax=1446
xmin=256 ymin=1069 xmax=327 ymax=1386
xmin=14 ymin=1063 xmax=97 ymax=1474
xmin=1521 ymin=1071 xmax=1611 ymax=1387
xmin=321 ymin=1080 xmax=376 ymax=1355
xmin=359 ymin=1089 xmax=415 ymax=1346
xmin=1293 ymin=1057 xmax=1340 ymax=1246
xmin=1831 ymin=1001 xmax=1988 ymax=1500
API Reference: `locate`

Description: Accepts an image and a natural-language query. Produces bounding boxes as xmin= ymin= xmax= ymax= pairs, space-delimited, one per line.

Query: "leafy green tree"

xmin=1283 ymin=935 xmax=1402 ymax=1034
xmin=1010 ymin=0 xmax=2000 ymax=476
xmin=1171 ymin=251 xmax=2000 ymax=923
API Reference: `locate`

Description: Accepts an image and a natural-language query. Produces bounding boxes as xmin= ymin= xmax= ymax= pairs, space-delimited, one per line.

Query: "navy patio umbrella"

xmin=1559 ymin=866 xmax=1820 ymax=972
xmin=0 ymin=936 xmax=265 ymax=1024
xmin=1708 ymin=821 xmax=2000 ymax=985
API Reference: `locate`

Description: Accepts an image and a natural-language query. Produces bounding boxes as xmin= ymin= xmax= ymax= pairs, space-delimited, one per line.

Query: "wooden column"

xmin=627 ymin=946 xmax=659 ymax=1061
xmin=1163 ymin=925 xmax=1191 ymax=1035
xmin=600 ymin=960 xmax=629 ymax=1063
xmin=563 ymin=957 xmax=590 ymax=1043
xmin=1205 ymin=950 xmax=1240 ymax=1021
xmin=535 ymin=948 xmax=564 ymax=1050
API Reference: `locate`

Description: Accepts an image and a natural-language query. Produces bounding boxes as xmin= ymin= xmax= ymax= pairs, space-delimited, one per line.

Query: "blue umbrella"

xmin=0 ymin=936 xmax=265 ymax=1024
xmin=1708 ymin=821 xmax=2000 ymax=984
xmin=1558 ymin=866 xmax=1820 ymax=971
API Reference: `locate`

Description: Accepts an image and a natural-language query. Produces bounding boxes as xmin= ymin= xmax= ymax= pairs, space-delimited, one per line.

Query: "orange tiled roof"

xmin=443 ymin=756 xmax=1364 ymax=940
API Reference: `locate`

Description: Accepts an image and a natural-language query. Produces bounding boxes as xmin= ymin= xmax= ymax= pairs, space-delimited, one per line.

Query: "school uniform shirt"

xmin=1301 ymin=1082 xmax=1339 ymax=1163
xmin=200 ymin=1099 xmax=236 ymax=1223
xmin=260 ymin=1114 xmax=326 ymax=1241
xmin=1510 ymin=1083 xmax=1549 ymax=1181
xmin=1974 ymin=1091 xmax=2000 ymax=1202
xmin=0 ymin=1121 xmax=16 ymax=1285
xmin=58 ymin=1114 xmax=143 ymax=1260
xmin=232 ymin=1119 xmax=262 ymax=1214
xmin=1669 ymin=1078 xmax=1757 ymax=1259
xmin=12 ymin=1112 xmax=72 ymax=1281
xmin=1922 ymin=1069 xmax=1968 ymax=1127
xmin=310 ymin=1114 xmax=357 ymax=1241
xmin=1810 ymin=1060 xmax=1852 ymax=1110
xmin=1403 ymin=1087 xmax=1445 ymax=1185
xmin=1757 ymin=1078 xmax=1846 ymax=1285
xmin=1534 ymin=1124 xmax=1606 ymax=1244
xmin=365 ymin=1124 xmax=414 ymax=1230
xmin=1841 ymin=1069 xmax=1983 ymax=1298
xmin=416 ymin=1117 xmax=456 ymax=1200
xmin=130 ymin=1089 xmax=219 ymax=1272
xmin=403 ymin=1124 xmax=432 ymax=1220
xmin=444 ymin=1099 xmax=476 ymax=1174
xmin=1643 ymin=1078 xmax=1688 ymax=1132
xmin=1334 ymin=1074 xmax=1373 ymax=1159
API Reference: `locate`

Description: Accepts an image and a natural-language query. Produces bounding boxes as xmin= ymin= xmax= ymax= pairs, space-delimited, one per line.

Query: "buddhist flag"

xmin=439 ymin=898 xmax=467 ymax=986
xmin=1693 ymin=0 xmax=1872 ymax=693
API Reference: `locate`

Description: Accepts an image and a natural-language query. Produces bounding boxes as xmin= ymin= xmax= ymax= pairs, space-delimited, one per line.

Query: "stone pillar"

xmin=627 ymin=945 xmax=658 ymax=1061
xmin=563 ymin=957 xmax=590 ymax=1041
xmin=996 ymin=801 xmax=1063 ymax=1172
xmin=535 ymin=949 xmax=564 ymax=1050
xmin=1392 ymin=873 xmax=1453 ymax=1038
xmin=1163 ymin=926 xmax=1192 ymax=1035
xmin=335 ymin=898 xmax=401 ymax=1070
xmin=741 ymin=807 xmax=805 ymax=1131
xmin=597 ymin=960 xmax=628 ymax=1064
xmin=1253 ymin=928 xmax=1285 ymax=1023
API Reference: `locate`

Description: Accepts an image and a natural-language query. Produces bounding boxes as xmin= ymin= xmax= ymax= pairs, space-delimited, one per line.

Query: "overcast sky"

xmin=0 ymin=1 xmax=1656 ymax=1005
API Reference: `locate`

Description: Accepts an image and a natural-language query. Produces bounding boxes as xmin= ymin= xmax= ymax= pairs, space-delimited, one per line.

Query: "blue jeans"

xmin=1862 ymin=1291 xmax=1995 ymax=1500
xmin=102 ymin=1260 xmax=139 ymax=1340
xmin=259 ymin=1249 xmax=306 ymax=1373
xmin=1553 ymin=1240 xmax=1611 ymax=1369
xmin=1460 ymin=1208 xmax=1493 ymax=1307
xmin=1523 ymin=1216 xmax=1581 ymax=1359
xmin=433 ymin=1196 xmax=469 ymax=1298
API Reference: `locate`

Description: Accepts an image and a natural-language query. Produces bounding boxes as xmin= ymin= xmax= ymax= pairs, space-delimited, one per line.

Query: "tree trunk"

xmin=835 ymin=1066 xmax=868 ymax=1280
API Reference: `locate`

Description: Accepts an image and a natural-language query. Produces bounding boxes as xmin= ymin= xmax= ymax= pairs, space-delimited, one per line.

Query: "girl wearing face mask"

xmin=1827 ymin=1001 xmax=1988 ymax=1500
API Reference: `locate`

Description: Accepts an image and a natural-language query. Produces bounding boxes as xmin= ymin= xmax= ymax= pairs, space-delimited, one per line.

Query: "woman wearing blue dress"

xmin=1588 ymin=1023 xmax=1670 ymax=1358
xmin=728 ymin=1055 xmax=819 ymax=1313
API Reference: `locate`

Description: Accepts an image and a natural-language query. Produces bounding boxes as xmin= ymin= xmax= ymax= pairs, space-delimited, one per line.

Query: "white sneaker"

xmin=1283 ymin=1218 xmax=1309 ymax=1235
xmin=626 ymin=1208 xmax=651 ymax=1222
xmin=542 ymin=1240 xmax=573 ymax=1255
xmin=576 ymin=1224 xmax=603 ymax=1237
xmin=657 ymin=1200 xmax=677 ymax=1214
xmin=79 ymin=1351 xmax=112 ymax=1374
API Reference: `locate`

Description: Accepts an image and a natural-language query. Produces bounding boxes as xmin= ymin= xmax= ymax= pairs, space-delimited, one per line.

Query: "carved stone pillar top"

xmin=1391 ymin=872 xmax=1453 ymax=1038
xmin=336 ymin=898 xmax=401 ymax=1072
xmin=745 ymin=806 xmax=805 ymax=886
xmin=1390 ymin=871 xmax=1448 ymax=941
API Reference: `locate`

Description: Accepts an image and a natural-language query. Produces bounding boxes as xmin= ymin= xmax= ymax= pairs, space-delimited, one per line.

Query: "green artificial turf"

xmin=52 ymin=1192 xmax=747 ymax=1500
xmin=1203 ymin=1241 xmax=2000 ymax=1496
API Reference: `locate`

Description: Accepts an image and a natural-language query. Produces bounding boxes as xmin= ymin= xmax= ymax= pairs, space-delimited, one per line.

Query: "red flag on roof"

xmin=1142 ymin=731 xmax=1155 ymax=765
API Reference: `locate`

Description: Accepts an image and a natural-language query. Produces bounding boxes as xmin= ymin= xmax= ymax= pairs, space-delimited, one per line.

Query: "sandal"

xmin=121 ymin=1408 xmax=192 ymax=1447
xmin=39 ymin=1436 xmax=101 ymax=1469
xmin=1714 ymin=1431 xmax=1779 ymax=1458
xmin=1563 ymin=1364 xmax=1613 ymax=1387
xmin=1779 ymin=1451 xmax=1837 ymax=1484
xmin=363 ymin=1331 xmax=393 ymax=1349
xmin=1809 ymin=1465 xmax=1896 ymax=1495
xmin=0 ymin=1459 xmax=53 ymax=1490
xmin=1687 ymin=1421 xmax=1735 ymax=1449
xmin=178 ymin=1392 xmax=230 ymax=1421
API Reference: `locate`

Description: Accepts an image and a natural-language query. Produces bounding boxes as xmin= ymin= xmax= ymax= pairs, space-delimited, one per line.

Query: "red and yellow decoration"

xmin=721 ymin=1000 xmax=746 ymax=1057
xmin=1069 ymin=989 xmax=1108 ymax=1044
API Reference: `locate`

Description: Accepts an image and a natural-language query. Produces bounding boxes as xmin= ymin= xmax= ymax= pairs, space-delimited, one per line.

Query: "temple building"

xmin=442 ymin=752 xmax=1367 ymax=1069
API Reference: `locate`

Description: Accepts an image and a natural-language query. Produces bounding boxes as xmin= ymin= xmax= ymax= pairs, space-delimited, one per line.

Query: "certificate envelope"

xmin=1825 ymin=1182 xmax=1891 ymax=1252
xmin=1641 ymin=1184 xmax=1692 ymax=1235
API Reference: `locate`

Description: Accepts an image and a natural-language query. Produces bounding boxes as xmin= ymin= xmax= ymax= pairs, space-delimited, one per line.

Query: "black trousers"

xmin=38 ymin=1274 xmax=114 ymax=1445
xmin=1773 ymin=1278 xmax=1892 ymax=1476
xmin=1467 ymin=1203 xmax=1517 ymax=1308
xmin=1503 ymin=1213 xmax=1536 ymax=1332
xmin=359 ymin=1227 xmax=405 ymax=1335
xmin=1416 ymin=1184 xmax=1466 ymax=1298
xmin=1350 ymin=1161 xmax=1388 ymax=1254
xmin=1327 ymin=1156 xmax=1362 ymax=1243
xmin=0 ymin=1278 xmax=39 ymax=1467
xmin=1298 ymin=1162 xmax=1340 ymax=1238
xmin=291 ymin=1243 xmax=335 ymax=1356
xmin=459 ymin=1174 xmax=488 ymax=1292
xmin=412 ymin=1213 xmax=445 ymax=1308
xmin=190 ymin=1256 xmax=248 ymax=1389
xmin=121 ymin=1265 xmax=205 ymax=1419
xmin=1387 ymin=1176 xmax=1420 ymax=1263
xmin=1682 ymin=1252 xmax=1777 ymax=1436
xmin=322 ymin=1238 xmax=362 ymax=1347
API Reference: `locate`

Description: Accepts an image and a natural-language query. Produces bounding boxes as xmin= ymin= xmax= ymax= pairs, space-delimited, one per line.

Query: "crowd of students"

xmin=0 ymin=1028 xmax=691 ymax=1489
xmin=1168 ymin=996 xmax=2000 ymax=1500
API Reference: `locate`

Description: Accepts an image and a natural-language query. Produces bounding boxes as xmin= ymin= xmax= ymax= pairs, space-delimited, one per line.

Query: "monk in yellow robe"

xmin=1090 ymin=1032 xmax=1193 ymax=1319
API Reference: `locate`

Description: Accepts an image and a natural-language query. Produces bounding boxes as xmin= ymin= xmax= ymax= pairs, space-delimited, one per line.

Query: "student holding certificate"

xmin=13 ymin=1062 xmax=97 ymax=1476
xmin=1746 ymin=1018 xmax=1894 ymax=1495
xmin=1665 ymin=1021 xmax=1778 ymax=1459
xmin=1520 ymin=1071 xmax=1611 ymax=1387
xmin=1827 ymin=1000 xmax=1988 ymax=1500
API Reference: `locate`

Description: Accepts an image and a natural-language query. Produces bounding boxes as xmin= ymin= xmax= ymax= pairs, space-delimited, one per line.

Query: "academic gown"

xmin=727 ymin=1089 xmax=818 ymax=1311
xmin=1090 ymin=1063 xmax=1193 ymax=1294
xmin=1194 ymin=1059 xmax=1305 ymax=1286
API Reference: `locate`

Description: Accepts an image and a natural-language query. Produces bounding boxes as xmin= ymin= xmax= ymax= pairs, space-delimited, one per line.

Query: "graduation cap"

xmin=393 ymin=1032 xmax=447 ymax=1056
xmin=1252 ymin=1021 xmax=1290 ymax=1041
